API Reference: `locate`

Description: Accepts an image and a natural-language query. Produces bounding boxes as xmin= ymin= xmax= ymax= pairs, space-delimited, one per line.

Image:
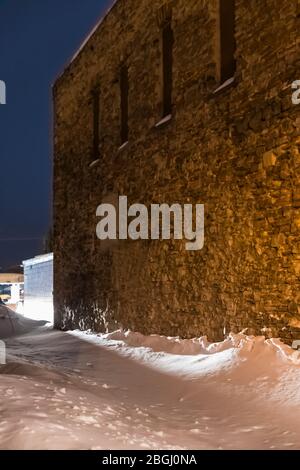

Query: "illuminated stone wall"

xmin=53 ymin=0 xmax=300 ymax=342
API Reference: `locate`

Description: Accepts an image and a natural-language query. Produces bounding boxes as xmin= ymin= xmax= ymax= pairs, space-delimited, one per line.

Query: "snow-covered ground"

xmin=1 ymin=306 xmax=300 ymax=450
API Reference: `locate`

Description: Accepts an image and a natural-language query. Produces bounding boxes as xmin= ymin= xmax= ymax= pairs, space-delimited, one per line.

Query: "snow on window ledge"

xmin=89 ymin=158 xmax=100 ymax=168
xmin=213 ymin=76 xmax=235 ymax=94
xmin=118 ymin=141 xmax=129 ymax=151
xmin=155 ymin=114 xmax=172 ymax=128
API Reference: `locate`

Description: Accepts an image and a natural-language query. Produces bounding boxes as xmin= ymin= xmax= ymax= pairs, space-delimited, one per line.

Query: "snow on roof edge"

xmin=53 ymin=0 xmax=118 ymax=86
xmin=70 ymin=0 xmax=119 ymax=63
xmin=23 ymin=253 xmax=53 ymax=267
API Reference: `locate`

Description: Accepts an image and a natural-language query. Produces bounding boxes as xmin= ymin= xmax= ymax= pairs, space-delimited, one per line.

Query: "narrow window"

xmin=162 ymin=19 xmax=173 ymax=117
xmin=120 ymin=65 xmax=129 ymax=145
xmin=92 ymin=87 xmax=100 ymax=160
xmin=219 ymin=0 xmax=236 ymax=83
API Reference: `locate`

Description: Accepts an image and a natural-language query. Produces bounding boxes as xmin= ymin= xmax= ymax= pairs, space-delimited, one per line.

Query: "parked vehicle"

xmin=0 ymin=283 xmax=23 ymax=305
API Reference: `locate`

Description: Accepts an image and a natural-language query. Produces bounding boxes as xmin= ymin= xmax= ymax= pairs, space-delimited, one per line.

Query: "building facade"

xmin=23 ymin=253 xmax=53 ymax=322
xmin=53 ymin=0 xmax=300 ymax=342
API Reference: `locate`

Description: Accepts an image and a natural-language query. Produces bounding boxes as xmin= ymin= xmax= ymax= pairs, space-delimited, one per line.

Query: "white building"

xmin=23 ymin=253 xmax=53 ymax=322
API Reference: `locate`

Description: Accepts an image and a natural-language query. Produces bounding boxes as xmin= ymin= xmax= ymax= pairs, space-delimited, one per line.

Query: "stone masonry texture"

xmin=53 ymin=0 xmax=300 ymax=343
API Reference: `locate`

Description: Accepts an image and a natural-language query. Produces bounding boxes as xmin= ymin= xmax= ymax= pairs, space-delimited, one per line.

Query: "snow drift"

xmin=71 ymin=329 xmax=300 ymax=408
xmin=0 ymin=305 xmax=47 ymax=339
xmin=1 ymin=320 xmax=300 ymax=449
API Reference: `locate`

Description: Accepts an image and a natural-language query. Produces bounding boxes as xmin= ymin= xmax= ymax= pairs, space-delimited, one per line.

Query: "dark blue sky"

xmin=0 ymin=0 xmax=112 ymax=270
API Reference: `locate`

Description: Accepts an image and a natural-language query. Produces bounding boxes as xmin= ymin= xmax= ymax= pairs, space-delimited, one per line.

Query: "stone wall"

xmin=53 ymin=0 xmax=300 ymax=342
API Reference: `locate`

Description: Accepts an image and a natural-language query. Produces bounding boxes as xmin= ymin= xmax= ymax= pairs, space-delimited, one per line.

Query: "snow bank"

xmin=70 ymin=329 xmax=300 ymax=407
xmin=1 ymin=325 xmax=300 ymax=449
xmin=73 ymin=328 xmax=300 ymax=365
xmin=102 ymin=329 xmax=232 ymax=355
xmin=0 ymin=305 xmax=47 ymax=339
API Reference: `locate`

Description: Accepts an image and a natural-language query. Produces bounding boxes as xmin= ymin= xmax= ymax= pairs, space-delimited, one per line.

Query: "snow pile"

xmin=73 ymin=328 xmax=300 ymax=370
xmin=71 ymin=329 xmax=300 ymax=406
xmin=102 ymin=328 xmax=300 ymax=359
xmin=102 ymin=329 xmax=234 ymax=355
xmin=1 ymin=323 xmax=300 ymax=449
xmin=0 ymin=305 xmax=47 ymax=339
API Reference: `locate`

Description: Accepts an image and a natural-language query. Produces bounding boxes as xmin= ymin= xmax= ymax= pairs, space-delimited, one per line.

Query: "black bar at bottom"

xmin=0 ymin=450 xmax=298 ymax=467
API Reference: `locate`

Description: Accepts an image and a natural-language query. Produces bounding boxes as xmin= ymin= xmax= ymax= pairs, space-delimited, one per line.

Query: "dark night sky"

xmin=0 ymin=0 xmax=112 ymax=271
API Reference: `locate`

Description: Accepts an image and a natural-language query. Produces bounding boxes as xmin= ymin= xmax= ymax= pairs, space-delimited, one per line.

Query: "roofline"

xmin=23 ymin=253 xmax=54 ymax=267
xmin=53 ymin=0 xmax=119 ymax=88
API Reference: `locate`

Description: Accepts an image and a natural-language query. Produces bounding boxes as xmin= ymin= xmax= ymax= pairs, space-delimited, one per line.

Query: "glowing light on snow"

xmin=17 ymin=300 xmax=53 ymax=324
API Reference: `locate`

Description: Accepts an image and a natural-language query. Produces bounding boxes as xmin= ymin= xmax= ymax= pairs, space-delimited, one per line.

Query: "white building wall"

xmin=23 ymin=253 xmax=53 ymax=322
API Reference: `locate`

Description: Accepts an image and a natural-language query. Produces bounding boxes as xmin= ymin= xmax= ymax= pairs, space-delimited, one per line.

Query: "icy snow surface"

xmin=1 ymin=310 xmax=300 ymax=450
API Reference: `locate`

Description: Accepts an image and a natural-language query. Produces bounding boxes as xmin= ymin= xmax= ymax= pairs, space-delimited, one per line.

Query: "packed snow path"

xmin=1 ymin=323 xmax=300 ymax=449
